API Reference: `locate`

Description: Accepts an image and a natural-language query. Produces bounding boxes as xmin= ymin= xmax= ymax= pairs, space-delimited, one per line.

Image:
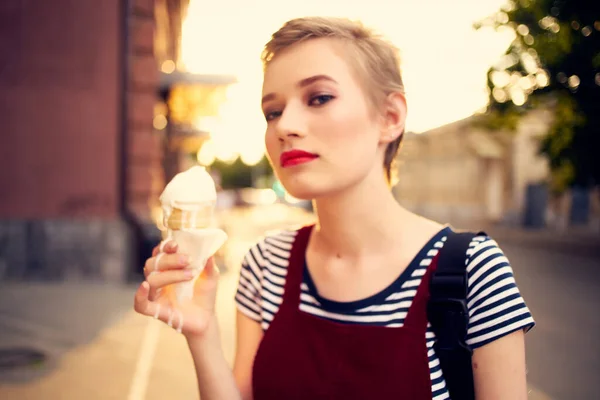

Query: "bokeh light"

xmin=517 ymin=24 xmax=529 ymax=36
xmin=492 ymin=87 xmax=508 ymax=103
xmin=153 ymin=115 xmax=167 ymax=130
xmin=568 ymin=75 xmax=581 ymax=90
xmin=161 ymin=60 xmax=176 ymax=74
xmin=581 ymin=26 xmax=592 ymax=37
xmin=197 ymin=139 xmax=216 ymax=166
xmin=536 ymin=70 xmax=549 ymax=87
xmin=510 ymin=87 xmax=526 ymax=106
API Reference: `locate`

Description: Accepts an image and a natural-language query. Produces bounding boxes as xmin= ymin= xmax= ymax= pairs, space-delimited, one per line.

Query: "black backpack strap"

xmin=427 ymin=230 xmax=485 ymax=400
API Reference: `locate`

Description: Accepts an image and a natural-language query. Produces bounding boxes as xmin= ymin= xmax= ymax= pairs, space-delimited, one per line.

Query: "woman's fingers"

xmin=147 ymin=268 xmax=196 ymax=292
xmin=151 ymin=239 xmax=178 ymax=257
xmin=133 ymin=282 xmax=184 ymax=331
xmin=147 ymin=239 xmax=183 ymax=279
xmin=133 ymin=281 xmax=171 ymax=320
xmin=134 ymin=281 xmax=154 ymax=316
xmin=144 ymin=253 xmax=190 ymax=276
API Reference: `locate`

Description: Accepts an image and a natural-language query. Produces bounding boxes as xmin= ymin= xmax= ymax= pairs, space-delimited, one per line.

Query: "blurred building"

xmin=0 ymin=0 xmax=194 ymax=282
xmin=393 ymin=109 xmax=573 ymax=228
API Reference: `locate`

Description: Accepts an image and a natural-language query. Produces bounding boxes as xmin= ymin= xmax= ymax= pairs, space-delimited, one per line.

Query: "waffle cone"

xmin=165 ymin=206 xmax=213 ymax=230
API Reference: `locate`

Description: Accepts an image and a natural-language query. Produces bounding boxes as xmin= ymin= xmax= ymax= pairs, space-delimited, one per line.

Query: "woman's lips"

xmin=280 ymin=149 xmax=319 ymax=168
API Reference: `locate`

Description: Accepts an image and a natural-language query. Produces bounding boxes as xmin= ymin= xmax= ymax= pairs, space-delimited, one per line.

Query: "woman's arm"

xmin=463 ymin=236 xmax=535 ymax=399
xmin=187 ymin=311 xmax=263 ymax=400
xmin=472 ymin=329 xmax=528 ymax=400
xmin=187 ymin=316 xmax=242 ymax=400
xmin=233 ymin=311 xmax=264 ymax=400
xmin=187 ymin=312 xmax=263 ymax=400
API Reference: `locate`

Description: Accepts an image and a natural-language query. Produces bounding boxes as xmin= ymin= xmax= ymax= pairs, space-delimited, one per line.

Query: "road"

xmin=500 ymin=242 xmax=600 ymax=400
xmin=0 ymin=204 xmax=597 ymax=399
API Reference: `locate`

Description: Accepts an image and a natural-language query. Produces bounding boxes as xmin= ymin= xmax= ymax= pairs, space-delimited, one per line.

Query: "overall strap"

xmin=280 ymin=225 xmax=313 ymax=308
xmin=427 ymin=230 xmax=485 ymax=400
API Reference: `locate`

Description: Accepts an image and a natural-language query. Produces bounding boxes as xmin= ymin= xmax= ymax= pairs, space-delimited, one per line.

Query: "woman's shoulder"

xmin=464 ymin=233 xmax=508 ymax=275
xmin=462 ymin=233 xmax=516 ymax=292
xmin=262 ymin=227 xmax=301 ymax=250
xmin=235 ymin=227 xmax=303 ymax=324
xmin=241 ymin=226 xmax=303 ymax=271
xmin=461 ymin=233 xmax=536 ymax=347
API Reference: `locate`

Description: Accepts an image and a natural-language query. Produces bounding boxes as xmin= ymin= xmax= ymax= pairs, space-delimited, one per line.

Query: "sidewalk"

xmin=0 ymin=268 xmax=240 ymax=400
xmin=0 ymin=281 xmax=138 ymax=384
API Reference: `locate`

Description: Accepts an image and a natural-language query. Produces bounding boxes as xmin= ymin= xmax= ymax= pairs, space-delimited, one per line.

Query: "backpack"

xmin=427 ymin=231 xmax=485 ymax=400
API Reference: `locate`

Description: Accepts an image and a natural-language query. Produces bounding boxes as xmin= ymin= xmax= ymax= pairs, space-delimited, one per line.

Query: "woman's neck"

xmin=310 ymin=170 xmax=413 ymax=259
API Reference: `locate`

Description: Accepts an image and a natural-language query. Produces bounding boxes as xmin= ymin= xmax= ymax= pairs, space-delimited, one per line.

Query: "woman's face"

xmin=262 ymin=38 xmax=388 ymax=200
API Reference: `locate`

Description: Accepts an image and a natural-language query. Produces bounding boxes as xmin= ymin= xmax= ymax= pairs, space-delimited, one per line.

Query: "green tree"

xmin=476 ymin=0 xmax=600 ymax=193
xmin=210 ymin=156 xmax=273 ymax=190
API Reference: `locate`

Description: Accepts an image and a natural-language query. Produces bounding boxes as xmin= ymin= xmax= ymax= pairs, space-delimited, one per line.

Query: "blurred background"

xmin=0 ymin=0 xmax=598 ymax=399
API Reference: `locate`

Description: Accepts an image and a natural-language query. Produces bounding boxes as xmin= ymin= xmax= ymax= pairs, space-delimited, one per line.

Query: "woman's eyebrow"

xmin=297 ymin=74 xmax=338 ymax=88
xmin=262 ymin=74 xmax=338 ymax=105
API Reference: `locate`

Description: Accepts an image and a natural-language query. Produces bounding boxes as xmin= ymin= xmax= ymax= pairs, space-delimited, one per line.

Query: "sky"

xmin=179 ymin=0 xmax=515 ymax=164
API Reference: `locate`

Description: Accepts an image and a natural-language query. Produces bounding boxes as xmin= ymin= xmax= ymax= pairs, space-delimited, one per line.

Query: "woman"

xmin=134 ymin=16 xmax=535 ymax=399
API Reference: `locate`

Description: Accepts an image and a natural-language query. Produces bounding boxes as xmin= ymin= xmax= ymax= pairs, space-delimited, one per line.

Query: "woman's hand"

xmin=133 ymin=239 xmax=221 ymax=339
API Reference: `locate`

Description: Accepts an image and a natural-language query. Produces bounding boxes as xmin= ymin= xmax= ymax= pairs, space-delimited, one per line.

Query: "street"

xmin=0 ymin=204 xmax=597 ymax=399
xmin=501 ymin=242 xmax=600 ymax=400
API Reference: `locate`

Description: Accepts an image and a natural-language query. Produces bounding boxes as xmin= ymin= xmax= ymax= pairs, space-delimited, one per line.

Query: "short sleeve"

xmin=234 ymin=241 xmax=266 ymax=322
xmin=465 ymin=236 xmax=535 ymax=349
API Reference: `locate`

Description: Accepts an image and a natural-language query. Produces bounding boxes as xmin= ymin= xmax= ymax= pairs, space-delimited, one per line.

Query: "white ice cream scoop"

xmin=160 ymin=165 xmax=217 ymax=209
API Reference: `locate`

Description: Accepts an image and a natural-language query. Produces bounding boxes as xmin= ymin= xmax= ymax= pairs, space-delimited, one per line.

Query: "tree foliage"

xmin=476 ymin=0 xmax=600 ymax=192
xmin=209 ymin=156 xmax=273 ymax=190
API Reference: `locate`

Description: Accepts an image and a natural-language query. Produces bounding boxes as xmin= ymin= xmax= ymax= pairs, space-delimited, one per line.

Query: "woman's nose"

xmin=275 ymin=104 xmax=307 ymax=139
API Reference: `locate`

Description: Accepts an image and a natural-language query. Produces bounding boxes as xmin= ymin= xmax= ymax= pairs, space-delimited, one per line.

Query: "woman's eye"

xmin=309 ymin=94 xmax=334 ymax=106
xmin=264 ymin=110 xmax=282 ymax=121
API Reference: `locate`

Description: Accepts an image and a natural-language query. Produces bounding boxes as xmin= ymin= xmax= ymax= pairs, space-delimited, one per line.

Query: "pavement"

xmin=0 ymin=255 xmax=241 ymax=400
xmin=0 ymin=205 xmax=593 ymax=399
xmin=0 ymin=282 xmax=202 ymax=399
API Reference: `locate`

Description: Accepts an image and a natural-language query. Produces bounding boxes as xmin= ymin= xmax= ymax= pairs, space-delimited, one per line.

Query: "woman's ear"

xmin=379 ymin=92 xmax=407 ymax=143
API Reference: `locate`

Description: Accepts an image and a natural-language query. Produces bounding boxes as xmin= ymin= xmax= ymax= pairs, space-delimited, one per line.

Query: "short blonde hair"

xmin=262 ymin=16 xmax=405 ymax=184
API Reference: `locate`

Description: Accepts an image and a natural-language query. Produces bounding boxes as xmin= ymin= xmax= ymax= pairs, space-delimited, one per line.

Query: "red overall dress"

xmin=252 ymin=225 xmax=435 ymax=399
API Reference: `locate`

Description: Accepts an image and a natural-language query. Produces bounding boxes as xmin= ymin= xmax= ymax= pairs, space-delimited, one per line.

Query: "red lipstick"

xmin=280 ymin=149 xmax=318 ymax=168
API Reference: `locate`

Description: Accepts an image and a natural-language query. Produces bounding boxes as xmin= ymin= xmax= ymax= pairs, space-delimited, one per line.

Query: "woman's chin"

xmin=279 ymin=180 xmax=322 ymax=201
xmin=278 ymin=171 xmax=346 ymax=201
xmin=283 ymin=187 xmax=316 ymax=201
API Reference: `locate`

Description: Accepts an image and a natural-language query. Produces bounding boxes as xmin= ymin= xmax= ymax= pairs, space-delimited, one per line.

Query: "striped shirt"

xmin=235 ymin=226 xmax=535 ymax=399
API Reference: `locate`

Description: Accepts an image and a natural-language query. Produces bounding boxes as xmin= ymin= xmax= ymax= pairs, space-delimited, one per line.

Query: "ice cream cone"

xmin=170 ymin=228 xmax=228 ymax=302
xmin=157 ymin=165 xmax=228 ymax=302
xmin=164 ymin=204 xmax=214 ymax=230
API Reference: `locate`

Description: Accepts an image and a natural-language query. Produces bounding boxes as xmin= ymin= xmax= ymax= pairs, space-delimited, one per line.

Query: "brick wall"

xmin=0 ymin=0 xmax=165 ymax=282
xmin=128 ymin=0 xmax=164 ymax=220
xmin=0 ymin=0 xmax=121 ymax=219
